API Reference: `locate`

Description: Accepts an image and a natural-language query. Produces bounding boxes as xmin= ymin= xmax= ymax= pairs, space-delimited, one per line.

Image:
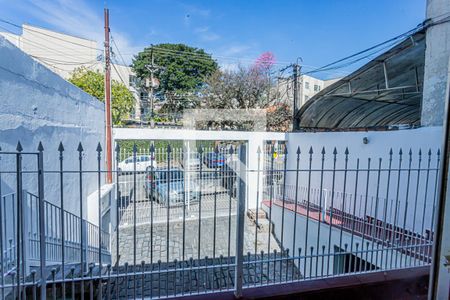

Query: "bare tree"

xmin=199 ymin=63 xmax=291 ymax=131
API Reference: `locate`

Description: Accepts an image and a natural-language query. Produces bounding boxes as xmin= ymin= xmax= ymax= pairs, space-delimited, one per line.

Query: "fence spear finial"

xmin=96 ymin=142 xmax=102 ymax=152
xmin=296 ymin=146 xmax=301 ymax=155
xmin=77 ymin=142 xmax=84 ymax=152
xmin=16 ymin=141 xmax=23 ymax=152
xmin=37 ymin=141 xmax=44 ymax=152
xmin=58 ymin=142 xmax=64 ymax=152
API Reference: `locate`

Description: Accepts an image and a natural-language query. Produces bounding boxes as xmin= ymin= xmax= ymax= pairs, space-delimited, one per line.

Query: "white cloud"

xmin=221 ymin=45 xmax=252 ymax=56
xmin=194 ymin=26 xmax=220 ymax=42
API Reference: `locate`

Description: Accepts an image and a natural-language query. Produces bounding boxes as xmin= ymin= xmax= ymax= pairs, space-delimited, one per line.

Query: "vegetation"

xmin=69 ymin=67 xmax=134 ymax=125
xmin=132 ymin=44 xmax=218 ymax=112
xmin=198 ymin=52 xmax=292 ymax=131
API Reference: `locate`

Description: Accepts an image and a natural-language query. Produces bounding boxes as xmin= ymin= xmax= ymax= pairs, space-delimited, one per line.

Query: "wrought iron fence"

xmin=0 ymin=141 xmax=440 ymax=299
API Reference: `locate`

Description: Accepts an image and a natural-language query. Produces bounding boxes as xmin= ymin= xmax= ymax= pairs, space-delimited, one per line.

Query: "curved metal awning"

xmin=294 ymin=30 xmax=426 ymax=131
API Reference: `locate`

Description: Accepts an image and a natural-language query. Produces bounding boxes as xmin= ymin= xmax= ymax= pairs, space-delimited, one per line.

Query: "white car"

xmin=118 ymin=155 xmax=157 ymax=172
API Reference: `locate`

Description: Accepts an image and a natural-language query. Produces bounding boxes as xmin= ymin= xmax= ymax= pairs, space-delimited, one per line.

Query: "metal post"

xmin=77 ymin=142 xmax=85 ymax=300
xmin=428 ymin=58 xmax=450 ymax=300
xmin=234 ymin=144 xmax=246 ymax=298
xmin=37 ymin=142 xmax=46 ymax=300
xmin=0 ymin=146 xmax=4 ymax=300
xmin=292 ymin=64 xmax=301 ymax=131
xmin=104 ymin=8 xmax=113 ymax=184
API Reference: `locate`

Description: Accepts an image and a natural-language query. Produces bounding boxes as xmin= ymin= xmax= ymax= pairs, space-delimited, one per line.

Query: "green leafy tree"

xmin=132 ymin=44 xmax=218 ymax=109
xmin=69 ymin=67 xmax=134 ymax=125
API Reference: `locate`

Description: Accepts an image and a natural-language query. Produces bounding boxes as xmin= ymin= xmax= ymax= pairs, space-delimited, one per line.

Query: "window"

xmin=128 ymin=75 xmax=137 ymax=86
xmin=304 ymin=95 xmax=310 ymax=102
xmin=314 ymin=84 xmax=320 ymax=92
xmin=304 ymin=81 xmax=310 ymax=89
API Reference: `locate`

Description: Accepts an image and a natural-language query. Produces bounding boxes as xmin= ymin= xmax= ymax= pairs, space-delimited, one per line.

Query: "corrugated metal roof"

xmin=294 ymin=30 xmax=425 ymax=131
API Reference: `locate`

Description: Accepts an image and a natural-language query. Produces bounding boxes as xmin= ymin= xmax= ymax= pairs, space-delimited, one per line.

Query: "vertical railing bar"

xmin=197 ymin=146 xmax=203 ymax=264
xmin=132 ymin=143 xmax=137 ymax=300
xmin=380 ymin=149 xmax=393 ymax=269
xmin=326 ymin=148 xmax=337 ymax=276
xmin=150 ymin=144 xmax=155 ymax=266
xmin=370 ymin=158 xmax=382 ymax=271
xmin=315 ymin=147 xmax=325 ymax=277
xmin=77 ymin=142 xmax=85 ymax=300
xmin=429 ymin=150 xmax=440 ymax=262
xmin=390 ymin=149 xmax=403 ymax=269
xmin=411 ymin=150 xmax=422 ymax=267
xmin=36 ymin=143 xmax=47 ymax=300
xmin=359 ymin=159 xmax=370 ymax=270
xmin=114 ymin=143 xmax=120 ymax=300
xmin=254 ymin=146 xmax=262 ymax=287
xmin=166 ymin=144 xmax=171 ymax=297
xmin=267 ymin=145 xmax=275 ymax=282
xmin=16 ymin=143 xmax=23 ymax=300
xmin=234 ymin=144 xmax=246 ymax=298
xmin=400 ymin=150 xmax=413 ymax=269
xmin=96 ymin=143 xmax=102 ymax=300
xmin=0 ymin=148 xmax=4 ymax=300
xmin=304 ymin=147 xmax=313 ymax=278
xmin=338 ymin=148 xmax=349 ymax=274
xmin=278 ymin=145 xmax=288 ymax=282
xmin=57 ymin=142 xmax=66 ymax=300
xmin=419 ymin=150 xmax=431 ymax=264
xmin=349 ymin=158 xmax=359 ymax=273
xmin=213 ymin=146 xmax=219 ymax=261
xmin=182 ymin=144 xmax=186 ymax=263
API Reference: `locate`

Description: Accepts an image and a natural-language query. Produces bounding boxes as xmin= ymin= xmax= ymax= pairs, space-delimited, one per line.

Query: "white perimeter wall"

xmin=0 ymin=36 xmax=105 ymax=218
xmin=283 ymin=127 xmax=443 ymax=236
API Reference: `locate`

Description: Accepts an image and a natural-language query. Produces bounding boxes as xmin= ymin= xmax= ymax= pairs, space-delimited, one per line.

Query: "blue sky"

xmin=0 ymin=0 xmax=426 ymax=78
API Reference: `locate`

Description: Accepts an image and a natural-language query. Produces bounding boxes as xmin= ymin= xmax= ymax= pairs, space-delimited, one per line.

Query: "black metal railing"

xmin=0 ymin=141 xmax=439 ymax=299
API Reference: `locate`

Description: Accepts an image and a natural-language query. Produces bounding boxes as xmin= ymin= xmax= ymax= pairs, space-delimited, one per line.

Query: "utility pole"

xmin=292 ymin=63 xmax=301 ymax=131
xmin=145 ymin=47 xmax=163 ymax=125
xmin=104 ymin=8 xmax=113 ymax=183
xmin=150 ymin=47 xmax=155 ymax=119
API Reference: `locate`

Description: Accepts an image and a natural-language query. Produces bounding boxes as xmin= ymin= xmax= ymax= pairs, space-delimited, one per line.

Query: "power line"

xmin=304 ymin=25 xmax=422 ymax=75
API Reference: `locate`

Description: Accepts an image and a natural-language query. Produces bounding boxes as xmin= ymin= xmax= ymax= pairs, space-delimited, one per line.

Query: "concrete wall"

xmin=0 ymin=24 xmax=140 ymax=119
xmin=283 ymin=127 xmax=442 ymax=235
xmin=421 ymin=0 xmax=450 ymax=126
xmin=0 ymin=36 xmax=105 ymax=218
xmin=263 ymin=202 xmax=414 ymax=278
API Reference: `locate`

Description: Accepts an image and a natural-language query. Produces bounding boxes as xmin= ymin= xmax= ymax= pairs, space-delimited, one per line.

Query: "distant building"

xmin=0 ymin=24 xmax=142 ymax=119
xmin=276 ymin=74 xmax=341 ymax=109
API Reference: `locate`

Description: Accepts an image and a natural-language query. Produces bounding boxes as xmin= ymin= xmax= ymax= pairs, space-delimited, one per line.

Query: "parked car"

xmin=144 ymin=168 xmax=200 ymax=206
xmin=203 ymin=152 xmax=225 ymax=168
xmin=118 ymin=155 xmax=157 ymax=173
xmin=181 ymin=152 xmax=201 ymax=170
